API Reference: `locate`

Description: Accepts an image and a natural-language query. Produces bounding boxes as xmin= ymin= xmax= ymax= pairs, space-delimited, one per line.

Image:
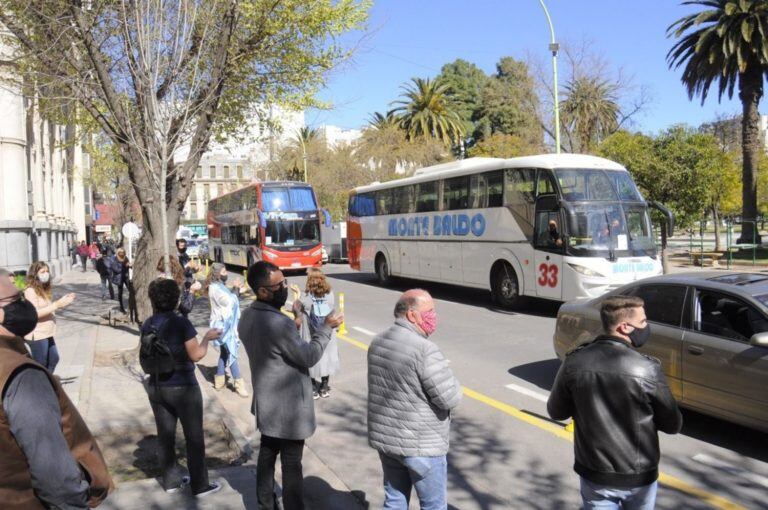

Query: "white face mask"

xmin=37 ymin=273 xmax=50 ymax=284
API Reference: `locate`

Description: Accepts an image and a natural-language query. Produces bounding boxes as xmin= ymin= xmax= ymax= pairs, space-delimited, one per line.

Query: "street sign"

xmin=94 ymin=210 xmax=100 ymax=220
xmin=122 ymin=222 xmax=140 ymax=239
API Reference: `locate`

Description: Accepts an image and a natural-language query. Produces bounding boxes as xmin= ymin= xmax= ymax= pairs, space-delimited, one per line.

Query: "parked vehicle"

xmin=554 ymin=271 xmax=768 ymax=433
xmin=198 ymin=240 xmax=210 ymax=262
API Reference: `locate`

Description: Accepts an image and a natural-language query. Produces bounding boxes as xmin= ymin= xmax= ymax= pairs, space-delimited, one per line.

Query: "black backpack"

xmin=139 ymin=318 xmax=175 ymax=379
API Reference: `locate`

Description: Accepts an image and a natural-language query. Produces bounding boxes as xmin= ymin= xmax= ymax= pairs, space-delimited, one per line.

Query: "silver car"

xmin=554 ymin=272 xmax=768 ymax=433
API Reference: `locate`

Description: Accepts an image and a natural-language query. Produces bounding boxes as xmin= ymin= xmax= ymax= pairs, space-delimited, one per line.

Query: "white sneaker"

xmin=194 ymin=481 xmax=222 ymax=498
xmin=164 ymin=475 xmax=190 ymax=494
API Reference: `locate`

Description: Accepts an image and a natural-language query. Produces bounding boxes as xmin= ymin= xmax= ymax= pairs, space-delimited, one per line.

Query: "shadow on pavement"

xmin=328 ymin=271 xmax=561 ymax=319
xmin=508 ymin=359 xmax=561 ymax=392
xmin=304 ymin=476 xmax=370 ymax=509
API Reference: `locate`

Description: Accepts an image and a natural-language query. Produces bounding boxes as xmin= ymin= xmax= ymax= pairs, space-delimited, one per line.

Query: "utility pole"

xmin=538 ymin=0 xmax=561 ymax=154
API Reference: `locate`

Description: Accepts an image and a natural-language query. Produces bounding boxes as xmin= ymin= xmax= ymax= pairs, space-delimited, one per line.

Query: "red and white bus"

xmin=347 ymin=154 xmax=673 ymax=307
xmin=207 ymin=181 xmax=324 ymax=271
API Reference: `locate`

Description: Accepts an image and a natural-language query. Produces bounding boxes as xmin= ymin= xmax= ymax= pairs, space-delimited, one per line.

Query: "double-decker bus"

xmin=207 ymin=181 xmax=324 ymax=271
xmin=347 ymin=154 xmax=673 ymax=306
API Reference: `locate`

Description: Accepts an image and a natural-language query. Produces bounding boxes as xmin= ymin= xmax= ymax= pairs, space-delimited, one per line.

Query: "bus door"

xmin=533 ymin=196 xmax=564 ymax=300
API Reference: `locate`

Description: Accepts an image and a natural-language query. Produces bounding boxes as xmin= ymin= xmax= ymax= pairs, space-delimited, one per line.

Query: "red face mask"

xmin=419 ymin=309 xmax=438 ymax=337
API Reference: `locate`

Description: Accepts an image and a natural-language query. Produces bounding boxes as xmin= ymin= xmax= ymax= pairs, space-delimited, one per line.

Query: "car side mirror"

xmin=749 ymin=332 xmax=768 ymax=347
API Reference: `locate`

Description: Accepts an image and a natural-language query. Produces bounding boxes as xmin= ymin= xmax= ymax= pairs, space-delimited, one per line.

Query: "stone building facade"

xmin=0 ymin=39 xmax=89 ymax=276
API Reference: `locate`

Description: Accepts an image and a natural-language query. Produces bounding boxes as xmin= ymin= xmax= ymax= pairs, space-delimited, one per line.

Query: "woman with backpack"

xmin=24 ymin=261 xmax=76 ymax=372
xmin=142 ymin=278 xmax=222 ymax=498
xmin=205 ymin=263 xmax=247 ymax=397
xmin=108 ymin=248 xmax=131 ymax=314
xmin=297 ymin=268 xmax=340 ymax=399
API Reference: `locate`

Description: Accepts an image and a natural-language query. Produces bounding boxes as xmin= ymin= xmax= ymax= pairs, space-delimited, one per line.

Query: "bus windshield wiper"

xmin=604 ymin=211 xmax=616 ymax=262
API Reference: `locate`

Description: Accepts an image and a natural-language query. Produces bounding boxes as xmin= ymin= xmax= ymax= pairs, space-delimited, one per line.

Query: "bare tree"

xmin=0 ymin=0 xmax=368 ymax=317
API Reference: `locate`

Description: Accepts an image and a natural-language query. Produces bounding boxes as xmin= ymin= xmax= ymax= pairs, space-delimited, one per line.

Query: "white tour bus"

xmin=347 ymin=154 xmax=673 ymax=306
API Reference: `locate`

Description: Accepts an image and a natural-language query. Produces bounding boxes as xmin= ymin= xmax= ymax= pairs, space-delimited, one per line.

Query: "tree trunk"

xmin=738 ymin=67 xmax=763 ymax=244
xmin=712 ymin=206 xmax=721 ymax=252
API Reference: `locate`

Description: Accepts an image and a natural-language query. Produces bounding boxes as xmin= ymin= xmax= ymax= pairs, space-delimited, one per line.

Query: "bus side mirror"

xmin=650 ymin=201 xmax=674 ymax=234
xmin=322 ymin=209 xmax=332 ymax=227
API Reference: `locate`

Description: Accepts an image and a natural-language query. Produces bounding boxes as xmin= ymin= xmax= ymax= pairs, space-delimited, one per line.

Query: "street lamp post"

xmin=538 ymin=0 xmax=560 ymax=154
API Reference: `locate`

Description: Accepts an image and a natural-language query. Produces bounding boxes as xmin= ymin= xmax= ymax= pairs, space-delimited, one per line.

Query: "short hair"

xmin=394 ymin=290 xmax=428 ymax=318
xmin=600 ymin=295 xmax=644 ymax=333
xmin=176 ymin=238 xmax=186 ymax=246
xmin=148 ymin=278 xmax=181 ymax=313
xmin=247 ymin=261 xmax=279 ymax=290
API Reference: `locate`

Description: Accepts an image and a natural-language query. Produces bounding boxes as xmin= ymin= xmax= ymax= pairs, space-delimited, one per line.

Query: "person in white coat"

xmin=205 ymin=263 xmax=247 ymax=398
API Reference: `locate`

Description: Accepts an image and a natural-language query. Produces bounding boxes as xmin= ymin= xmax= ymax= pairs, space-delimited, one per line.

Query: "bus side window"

xmin=487 ymin=171 xmax=503 ymax=207
xmin=443 ymin=176 xmax=469 ymax=210
xmin=416 ymin=182 xmax=438 ymax=212
xmin=470 ymin=174 xmax=488 ymax=209
xmin=376 ymin=189 xmax=393 ymax=215
xmin=393 ymin=186 xmax=415 ymax=214
xmin=505 ymin=169 xmax=536 ymax=205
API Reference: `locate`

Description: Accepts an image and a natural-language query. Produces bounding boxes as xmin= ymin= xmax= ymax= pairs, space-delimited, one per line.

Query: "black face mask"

xmin=2 ymin=296 xmax=38 ymax=337
xmin=220 ymin=274 xmax=228 ymax=284
xmin=178 ymin=247 xmax=187 ymax=254
xmin=265 ymin=285 xmax=288 ymax=310
xmin=628 ymin=323 xmax=651 ymax=348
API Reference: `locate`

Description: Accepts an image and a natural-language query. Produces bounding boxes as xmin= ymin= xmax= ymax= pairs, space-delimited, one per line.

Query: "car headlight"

xmin=567 ymin=263 xmax=604 ymax=278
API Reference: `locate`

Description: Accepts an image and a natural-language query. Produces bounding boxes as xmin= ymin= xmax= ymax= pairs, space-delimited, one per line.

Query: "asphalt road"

xmin=217 ymin=262 xmax=768 ymax=509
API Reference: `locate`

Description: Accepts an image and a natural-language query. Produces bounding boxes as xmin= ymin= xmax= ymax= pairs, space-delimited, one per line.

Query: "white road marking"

xmin=504 ymin=383 xmax=550 ymax=403
xmin=692 ymin=453 xmax=768 ymax=489
xmin=352 ymin=326 xmax=377 ymax=337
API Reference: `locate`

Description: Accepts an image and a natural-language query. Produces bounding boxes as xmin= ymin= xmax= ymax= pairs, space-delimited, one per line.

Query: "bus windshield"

xmin=565 ymin=203 xmax=655 ymax=257
xmin=555 ymin=168 xmax=643 ymax=202
xmin=263 ymin=186 xmax=317 ymax=212
xmin=265 ymin=218 xmax=320 ymax=248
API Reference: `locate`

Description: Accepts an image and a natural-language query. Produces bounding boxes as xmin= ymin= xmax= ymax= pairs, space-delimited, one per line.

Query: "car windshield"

xmin=265 ymin=219 xmax=320 ymax=248
xmin=186 ymin=240 xmax=198 ymax=247
xmin=565 ymin=203 xmax=655 ymax=257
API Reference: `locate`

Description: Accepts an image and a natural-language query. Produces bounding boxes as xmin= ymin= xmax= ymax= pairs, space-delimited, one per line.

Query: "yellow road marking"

xmin=337 ymin=331 xmax=746 ymax=510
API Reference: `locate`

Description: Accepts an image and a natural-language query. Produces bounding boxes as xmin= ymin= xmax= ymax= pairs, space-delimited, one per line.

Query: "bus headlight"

xmin=264 ymin=251 xmax=277 ymax=259
xmin=310 ymin=248 xmax=322 ymax=257
xmin=567 ymin=263 xmax=604 ymax=278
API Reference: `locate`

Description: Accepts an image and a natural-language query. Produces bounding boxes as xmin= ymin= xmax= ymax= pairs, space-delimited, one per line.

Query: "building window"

xmin=203 ymin=183 xmax=210 ymax=199
xmin=196 ymin=166 xmax=202 ymax=178
xmin=223 ymin=165 xmax=230 ymax=179
xmin=210 ymin=165 xmax=217 ymax=179
xmin=202 ymin=165 xmax=210 ymax=178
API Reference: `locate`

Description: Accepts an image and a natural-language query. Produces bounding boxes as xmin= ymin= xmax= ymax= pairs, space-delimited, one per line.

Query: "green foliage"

xmin=561 ymin=76 xmax=620 ymax=153
xmin=391 ymin=77 xmax=464 ymax=145
xmin=435 ymin=59 xmax=488 ymax=138
xmin=598 ymin=127 xmax=734 ymax=228
xmin=467 ymin=133 xmax=538 ymax=158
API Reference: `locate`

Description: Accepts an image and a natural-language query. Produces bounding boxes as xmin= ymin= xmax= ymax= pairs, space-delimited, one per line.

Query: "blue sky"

xmin=307 ymin=0 xmax=756 ymax=135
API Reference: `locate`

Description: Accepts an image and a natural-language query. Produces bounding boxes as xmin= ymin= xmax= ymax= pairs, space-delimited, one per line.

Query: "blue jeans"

xmin=379 ymin=452 xmax=447 ymax=510
xmin=580 ymin=478 xmax=658 ymax=510
xmin=216 ymin=345 xmax=241 ymax=379
xmin=27 ymin=337 xmax=60 ymax=373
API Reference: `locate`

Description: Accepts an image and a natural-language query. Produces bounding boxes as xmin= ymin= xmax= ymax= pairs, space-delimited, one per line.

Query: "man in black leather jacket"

xmin=548 ymin=295 xmax=682 ymax=509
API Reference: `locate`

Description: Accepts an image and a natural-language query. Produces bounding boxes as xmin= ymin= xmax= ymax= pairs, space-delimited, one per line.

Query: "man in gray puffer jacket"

xmin=367 ymin=289 xmax=462 ymax=510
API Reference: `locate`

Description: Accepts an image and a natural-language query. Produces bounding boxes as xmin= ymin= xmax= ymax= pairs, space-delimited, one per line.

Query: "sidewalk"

xmin=53 ymin=268 xmax=368 ymax=509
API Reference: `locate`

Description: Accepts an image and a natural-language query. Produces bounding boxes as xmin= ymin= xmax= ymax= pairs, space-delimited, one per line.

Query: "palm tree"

xmin=561 ymin=76 xmax=620 ymax=153
xmin=667 ymin=0 xmax=768 ymax=243
xmin=291 ymin=127 xmax=320 ymax=182
xmin=367 ymin=110 xmax=400 ymax=131
xmin=390 ymin=78 xmax=464 ymax=145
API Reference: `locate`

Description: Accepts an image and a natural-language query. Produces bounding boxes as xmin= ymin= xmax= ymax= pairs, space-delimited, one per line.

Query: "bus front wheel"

xmin=375 ymin=254 xmax=391 ymax=286
xmin=491 ymin=263 xmax=520 ymax=309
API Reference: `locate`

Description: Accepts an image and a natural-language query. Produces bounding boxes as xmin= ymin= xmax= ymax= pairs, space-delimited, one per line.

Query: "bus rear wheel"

xmin=375 ymin=254 xmax=391 ymax=286
xmin=492 ymin=263 xmax=520 ymax=309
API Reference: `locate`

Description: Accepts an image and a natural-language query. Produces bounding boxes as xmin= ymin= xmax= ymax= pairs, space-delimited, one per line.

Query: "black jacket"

xmin=547 ymin=335 xmax=683 ymax=488
xmin=95 ymin=257 xmax=109 ymax=278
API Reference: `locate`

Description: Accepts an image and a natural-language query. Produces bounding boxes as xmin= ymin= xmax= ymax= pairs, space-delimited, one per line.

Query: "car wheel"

xmin=491 ymin=262 xmax=520 ymax=309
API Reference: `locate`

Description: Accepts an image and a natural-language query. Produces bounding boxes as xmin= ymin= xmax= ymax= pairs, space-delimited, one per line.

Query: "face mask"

xmin=178 ymin=247 xmax=186 ymax=254
xmin=1 ymin=297 xmax=38 ymax=337
xmin=628 ymin=323 xmax=651 ymax=348
xmin=37 ymin=273 xmax=50 ymax=284
xmin=220 ymin=274 xmax=228 ymax=284
xmin=419 ymin=309 xmax=438 ymax=337
xmin=265 ymin=285 xmax=288 ymax=309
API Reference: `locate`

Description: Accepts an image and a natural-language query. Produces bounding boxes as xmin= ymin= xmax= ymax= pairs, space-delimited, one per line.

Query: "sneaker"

xmin=194 ymin=482 xmax=222 ymax=498
xmin=313 ymin=390 xmax=320 ymax=400
xmin=164 ymin=476 xmax=190 ymax=494
xmin=320 ymin=389 xmax=330 ymax=399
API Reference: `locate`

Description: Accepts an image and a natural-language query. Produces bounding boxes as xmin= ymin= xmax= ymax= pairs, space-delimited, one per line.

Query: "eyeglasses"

xmin=260 ymin=279 xmax=287 ymax=290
